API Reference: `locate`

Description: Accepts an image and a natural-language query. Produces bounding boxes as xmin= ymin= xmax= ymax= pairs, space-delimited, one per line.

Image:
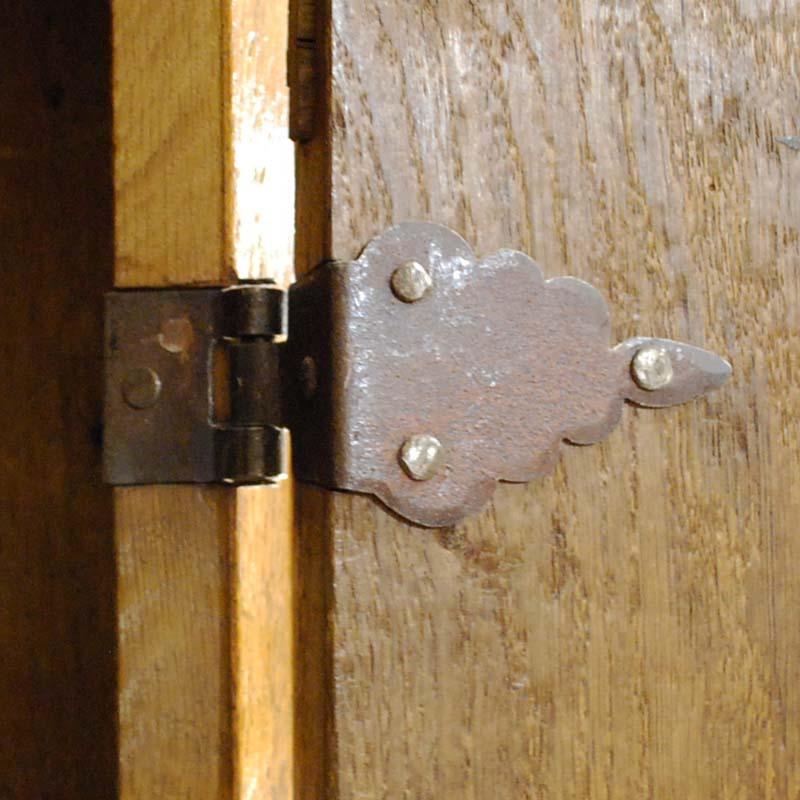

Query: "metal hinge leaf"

xmin=104 ymin=223 xmax=731 ymax=527
xmin=104 ymin=284 xmax=288 ymax=487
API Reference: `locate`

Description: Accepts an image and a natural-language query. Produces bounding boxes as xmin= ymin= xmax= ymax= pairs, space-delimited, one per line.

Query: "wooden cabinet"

xmin=2 ymin=1 xmax=799 ymax=797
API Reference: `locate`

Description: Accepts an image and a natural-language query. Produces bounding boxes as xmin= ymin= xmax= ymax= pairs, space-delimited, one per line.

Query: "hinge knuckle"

xmin=226 ymin=339 xmax=282 ymax=427
xmin=221 ymin=284 xmax=287 ymax=339
xmin=216 ymin=427 xmax=288 ymax=484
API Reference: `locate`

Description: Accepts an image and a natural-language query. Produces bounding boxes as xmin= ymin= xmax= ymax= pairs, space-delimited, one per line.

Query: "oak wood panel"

xmin=0 ymin=3 xmax=115 ymax=797
xmin=294 ymin=488 xmax=334 ymax=800
xmin=113 ymin=0 xmax=227 ymax=286
xmin=116 ymin=487 xmax=234 ymax=797
xmin=293 ymin=3 xmax=334 ymax=793
xmin=113 ymin=1 xmax=296 ymax=798
xmin=299 ymin=1 xmax=800 ymax=796
xmin=229 ymin=0 xmax=295 ymax=284
xmin=232 ymin=485 xmax=296 ymax=800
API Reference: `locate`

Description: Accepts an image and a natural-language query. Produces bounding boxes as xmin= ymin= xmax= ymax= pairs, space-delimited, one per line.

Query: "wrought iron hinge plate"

xmin=105 ymin=222 xmax=732 ymax=527
xmin=105 ymin=285 xmax=289 ymax=486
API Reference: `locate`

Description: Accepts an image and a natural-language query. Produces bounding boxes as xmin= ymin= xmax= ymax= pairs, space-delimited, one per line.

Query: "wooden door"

xmin=295 ymin=1 xmax=800 ymax=798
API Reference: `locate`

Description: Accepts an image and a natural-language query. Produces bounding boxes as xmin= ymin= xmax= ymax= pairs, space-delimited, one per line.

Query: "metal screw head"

xmin=122 ymin=367 xmax=162 ymax=409
xmin=391 ymin=261 xmax=433 ymax=303
xmin=631 ymin=346 xmax=674 ymax=391
xmin=399 ymin=434 xmax=444 ymax=481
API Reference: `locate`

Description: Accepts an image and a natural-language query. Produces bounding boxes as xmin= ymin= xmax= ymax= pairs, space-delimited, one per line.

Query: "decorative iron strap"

xmin=287 ymin=223 xmax=731 ymax=527
xmin=105 ymin=223 xmax=730 ymax=527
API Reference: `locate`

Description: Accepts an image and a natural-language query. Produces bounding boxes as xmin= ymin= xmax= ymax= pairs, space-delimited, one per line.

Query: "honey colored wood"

xmin=116 ymin=487 xmax=234 ymax=796
xmin=232 ymin=485 xmax=296 ymax=799
xmin=296 ymin=1 xmax=800 ymax=796
xmin=113 ymin=1 xmax=226 ymax=286
xmin=113 ymin=2 xmax=295 ymax=798
xmin=114 ymin=0 xmax=294 ymax=287
xmin=0 ymin=3 xmax=115 ymax=797
xmin=228 ymin=0 xmax=295 ymax=284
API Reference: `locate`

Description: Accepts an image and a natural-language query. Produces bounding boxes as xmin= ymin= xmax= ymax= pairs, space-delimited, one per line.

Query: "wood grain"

xmin=297 ymin=0 xmax=800 ymax=796
xmin=117 ymin=487 xmax=234 ymax=797
xmin=0 ymin=3 xmax=115 ymax=797
xmin=232 ymin=484 xmax=296 ymax=800
xmin=113 ymin=2 xmax=296 ymax=798
xmin=113 ymin=0 xmax=227 ymax=285
xmin=228 ymin=0 xmax=295 ymax=284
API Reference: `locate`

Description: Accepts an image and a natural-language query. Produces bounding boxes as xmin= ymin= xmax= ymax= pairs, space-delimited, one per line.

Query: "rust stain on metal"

xmin=105 ymin=286 xmax=287 ymax=486
xmin=287 ymin=222 xmax=731 ymax=528
xmin=158 ymin=316 xmax=195 ymax=355
xmin=105 ymin=289 xmax=220 ymax=484
xmin=106 ymin=224 xmax=731 ymax=527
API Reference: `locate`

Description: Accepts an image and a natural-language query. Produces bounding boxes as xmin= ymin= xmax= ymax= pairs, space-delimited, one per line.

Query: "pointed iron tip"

xmin=619 ymin=338 xmax=732 ymax=408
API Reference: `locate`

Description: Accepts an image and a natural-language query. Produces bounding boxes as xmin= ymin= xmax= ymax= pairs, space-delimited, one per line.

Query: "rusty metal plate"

xmin=287 ymin=222 xmax=731 ymax=528
xmin=105 ymin=289 xmax=220 ymax=484
xmin=105 ymin=286 xmax=287 ymax=486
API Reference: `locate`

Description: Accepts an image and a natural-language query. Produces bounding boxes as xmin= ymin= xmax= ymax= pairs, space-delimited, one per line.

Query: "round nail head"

xmin=399 ymin=434 xmax=444 ymax=481
xmin=391 ymin=261 xmax=433 ymax=303
xmin=122 ymin=367 xmax=162 ymax=409
xmin=632 ymin=346 xmax=673 ymax=391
